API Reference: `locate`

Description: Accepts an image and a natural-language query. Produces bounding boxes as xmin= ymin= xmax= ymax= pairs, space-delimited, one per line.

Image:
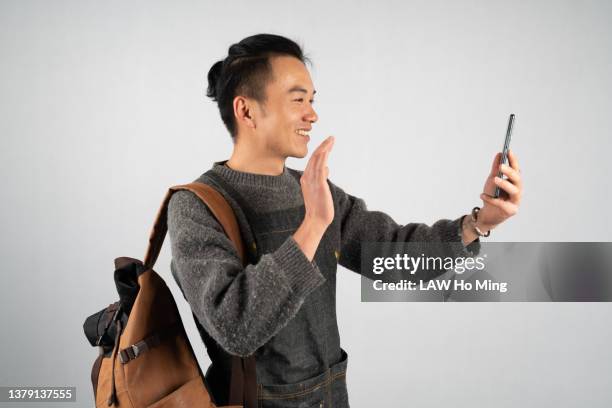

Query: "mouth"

xmin=295 ymin=129 xmax=311 ymax=140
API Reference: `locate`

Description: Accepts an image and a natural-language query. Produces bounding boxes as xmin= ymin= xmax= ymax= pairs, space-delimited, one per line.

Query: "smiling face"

xmin=249 ymin=55 xmax=318 ymax=159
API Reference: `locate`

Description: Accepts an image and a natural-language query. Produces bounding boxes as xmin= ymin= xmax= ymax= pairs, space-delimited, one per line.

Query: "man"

xmin=168 ymin=34 xmax=522 ymax=408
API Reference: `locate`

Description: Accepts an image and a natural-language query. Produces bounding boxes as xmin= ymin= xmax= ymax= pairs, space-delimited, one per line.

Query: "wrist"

xmin=470 ymin=207 xmax=494 ymax=237
xmin=475 ymin=219 xmax=495 ymax=234
xmin=302 ymin=214 xmax=330 ymax=236
xmin=294 ymin=217 xmax=327 ymax=261
xmin=461 ymin=215 xmax=479 ymax=245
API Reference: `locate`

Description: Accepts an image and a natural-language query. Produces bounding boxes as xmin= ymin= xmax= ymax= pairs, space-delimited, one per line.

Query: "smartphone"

xmin=494 ymin=114 xmax=515 ymax=199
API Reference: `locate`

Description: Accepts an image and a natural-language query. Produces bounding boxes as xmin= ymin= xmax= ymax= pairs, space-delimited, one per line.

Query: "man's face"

xmin=251 ymin=55 xmax=318 ymax=159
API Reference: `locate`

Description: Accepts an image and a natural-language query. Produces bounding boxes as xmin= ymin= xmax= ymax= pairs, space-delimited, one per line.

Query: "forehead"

xmin=267 ymin=55 xmax=314 ymax=94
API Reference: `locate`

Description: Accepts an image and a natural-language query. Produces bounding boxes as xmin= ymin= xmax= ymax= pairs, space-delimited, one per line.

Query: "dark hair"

xmin=206 ymin=34 xmax=309 ymax=138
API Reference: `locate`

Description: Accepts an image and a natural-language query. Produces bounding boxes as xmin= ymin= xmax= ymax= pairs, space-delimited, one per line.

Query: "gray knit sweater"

xmin=167 ymin=163 xmax=477 ymax=388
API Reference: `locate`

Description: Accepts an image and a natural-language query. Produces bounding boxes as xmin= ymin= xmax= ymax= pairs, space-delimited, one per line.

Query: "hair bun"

xmin=228 ymin=43 xmax=249 ymax=58
xmin=206 ymin=60 xmax=224 ymax=100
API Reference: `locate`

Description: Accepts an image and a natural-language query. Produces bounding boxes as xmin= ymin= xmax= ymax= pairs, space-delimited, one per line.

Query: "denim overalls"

xmin=200 ymin=168 xmax=351 ymax=408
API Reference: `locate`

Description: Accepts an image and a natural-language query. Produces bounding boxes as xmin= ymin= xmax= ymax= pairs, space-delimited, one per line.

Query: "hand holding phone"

xmin=476 ymin=114 xmax=522 ymax=231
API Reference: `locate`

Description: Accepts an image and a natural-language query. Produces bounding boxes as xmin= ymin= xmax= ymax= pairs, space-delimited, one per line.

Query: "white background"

xmin=1 ymin=0 xmax=611 ymax=406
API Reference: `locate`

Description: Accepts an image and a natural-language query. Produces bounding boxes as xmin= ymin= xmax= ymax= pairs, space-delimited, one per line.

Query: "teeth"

xmin=296 ymin=129 xmax=310 ymax=136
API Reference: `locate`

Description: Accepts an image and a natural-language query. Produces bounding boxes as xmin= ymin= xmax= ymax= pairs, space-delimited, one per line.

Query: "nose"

xmin=304 ymin=105 xmax=318 ymax=124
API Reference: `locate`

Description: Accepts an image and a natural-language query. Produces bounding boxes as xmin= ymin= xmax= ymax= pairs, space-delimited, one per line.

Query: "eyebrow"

xmin=288 ymin=86 xmax=316 ymax=96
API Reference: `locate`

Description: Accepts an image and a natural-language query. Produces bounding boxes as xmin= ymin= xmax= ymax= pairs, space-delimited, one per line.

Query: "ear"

xmin=233 ymin=96 xmax=257 ymax=131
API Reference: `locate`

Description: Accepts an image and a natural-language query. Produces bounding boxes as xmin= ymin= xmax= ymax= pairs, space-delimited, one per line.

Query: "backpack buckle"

xmin=119 ymin=344 xmax=140 ymax=364
xmin=131 ymin=344 xmax=142 ymax=358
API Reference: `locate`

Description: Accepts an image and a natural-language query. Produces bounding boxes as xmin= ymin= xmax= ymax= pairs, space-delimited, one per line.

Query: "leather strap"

xmin=141 ymin=182 xmax=256 ymax=408
xmin=107 ymin=319 xmax=123 ymax=406
xmin=95 ymin=302 xmax=120 ymax=347
xmin=243 ymin=356 xmax=257 ymax=408
xmin=143 ymin=182 xmax=246 ymax=269
xmin=91 ymin=352 xmax=104 ymax=400
xmin=228 ymin=356 xmax=257 ymax=408
xmin=118 ymin=323 xmax=183 ymax=364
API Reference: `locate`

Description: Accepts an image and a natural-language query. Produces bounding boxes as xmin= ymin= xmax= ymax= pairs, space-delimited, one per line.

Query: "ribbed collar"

xmin=211 ymin=161 xmax=294 ymax=189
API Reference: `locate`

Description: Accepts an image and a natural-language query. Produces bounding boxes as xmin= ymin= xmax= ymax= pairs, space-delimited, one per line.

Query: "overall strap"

xmin=204 ymin=171 xmax=261 ymax=260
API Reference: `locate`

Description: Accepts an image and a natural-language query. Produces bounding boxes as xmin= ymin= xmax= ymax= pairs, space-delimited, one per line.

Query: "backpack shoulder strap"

xmin=143 ymin=181 xmax=246 ymax=269
xmin=141 ymin=181 xmax=256 ymax=407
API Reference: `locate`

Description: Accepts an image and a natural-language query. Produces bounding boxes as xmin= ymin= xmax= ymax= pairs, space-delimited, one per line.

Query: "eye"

xmin=293 ymin=98 xmax=304 ymax=102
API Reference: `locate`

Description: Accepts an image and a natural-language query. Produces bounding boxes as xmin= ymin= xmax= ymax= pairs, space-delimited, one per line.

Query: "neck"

xmin=226 ymin=139 xmax=286 ymax=176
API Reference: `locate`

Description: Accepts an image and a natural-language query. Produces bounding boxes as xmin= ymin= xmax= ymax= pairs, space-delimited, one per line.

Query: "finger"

xmin=304 ymin=137 xmax=332 ymax=177
xmin=317 ymin=136 xmax=334 ymax=154
xmin=494 ymin=176 xmax=520 ymax=202
xmin=315 ymin=136 xmax=333 ymax=162
xmin=499 ymin=164 xmax=522 ymax=189
xmin=318 ymin=140 xmax=334 ymax=180
xmin=488 ymin=152 xmax=502 ymax=177
xmin=303 ymin=150 xmax=316 ymax=179
xmin=323 ymin=136 xmax=335 ymax=158
xmin=320 ymin=136 xmax=335 ymax=157
xmin=507 ymin=149 xmax=521 ymax=173
xmin=311 ymin=136 xmax=332 ymax=163
xmin=308 ymin=153 xmax=323 ymax=182
xmin=303 ymin=136 xmax=335 ymax=185
xmin=314 ymin=136 xmax=334 ymax=170
xmin=480 ymin=193 xmax=519 ymax=217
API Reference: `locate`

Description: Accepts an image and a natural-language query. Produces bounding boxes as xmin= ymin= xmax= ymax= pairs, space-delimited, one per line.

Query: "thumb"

xmin=489 ymin=152 xmax=502 ymax=177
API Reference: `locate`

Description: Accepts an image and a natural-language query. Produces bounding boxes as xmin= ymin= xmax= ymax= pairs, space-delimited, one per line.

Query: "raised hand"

xmin=300 ymin=136 xmax=335 ymax=228
xmin=293 ymin=136 xmax=335 ymax=261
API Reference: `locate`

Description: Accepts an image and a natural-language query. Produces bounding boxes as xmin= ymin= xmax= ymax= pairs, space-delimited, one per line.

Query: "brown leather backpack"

xmin=85 ymin=182 xmax=257 ymax=407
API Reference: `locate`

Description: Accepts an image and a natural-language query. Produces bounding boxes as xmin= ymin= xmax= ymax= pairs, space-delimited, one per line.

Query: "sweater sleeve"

xmin=329 ymin=180 xmax=480 ymax=276
xmin=167 ymin=190 xmax=325 ymax=357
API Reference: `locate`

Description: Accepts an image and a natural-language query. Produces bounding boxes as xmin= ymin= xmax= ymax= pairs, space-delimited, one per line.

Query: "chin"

xmin=293 ymin=148 xmax=308 ymax=159
xmin=287 ymin=145 xmax=308 ymax=159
